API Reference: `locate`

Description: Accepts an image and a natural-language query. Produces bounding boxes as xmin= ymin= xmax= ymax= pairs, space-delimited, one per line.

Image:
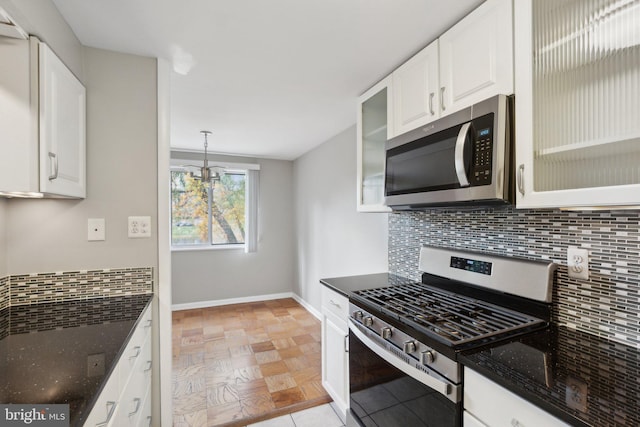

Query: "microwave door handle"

xmin=454 ymin=122 xmax=471 ymax=187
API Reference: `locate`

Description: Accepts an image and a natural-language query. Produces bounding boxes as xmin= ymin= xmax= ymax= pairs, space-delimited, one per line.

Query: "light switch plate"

xmin=88 ymin=218 xmax=105 ymax=241
xmin=128 ymin=216 xmax=151 ymax=238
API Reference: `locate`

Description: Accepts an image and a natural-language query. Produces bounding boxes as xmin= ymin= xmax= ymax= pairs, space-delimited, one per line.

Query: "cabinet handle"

xmin=440 ymin=87 xmax=446 ymax=111
xmin=96 ymin=401 xmax=117 ymax=427
xmin=344 ymin=335 xmax=349 ymax=353
xmin=329 ymin=299 xmax=341 ymax=309
xmin=144 ymin=360 xmax=152 ymax=372
xmin=429 ymin=92 xmax=435 ymax=116
xmin=144 ymin=319 xmax=152 ymax=328
xmin=129 ymin=346 xmax=141 ymax=359
xmin=128 ymin=397 xmax=142 ymax=417
xmin=511 ymin=418 xmax=524 ymax=427
xmin=147 ymin=416 xmax=152 ymax=427
xmin=517 ymin=164 xmax=525 ymax=196
xmin=48 ymin=152 xmax=58 ymax=181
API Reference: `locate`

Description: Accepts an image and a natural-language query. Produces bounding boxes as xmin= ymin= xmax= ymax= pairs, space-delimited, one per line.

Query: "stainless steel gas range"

xmin=347 ymin=246 xmax=557 ymax=427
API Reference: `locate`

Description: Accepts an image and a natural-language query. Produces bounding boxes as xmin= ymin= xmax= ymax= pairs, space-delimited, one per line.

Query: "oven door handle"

xmin=349 ymin=320 xmax=458 ymax=402
xmin=454 ymin=122 xmax=472 ymax=187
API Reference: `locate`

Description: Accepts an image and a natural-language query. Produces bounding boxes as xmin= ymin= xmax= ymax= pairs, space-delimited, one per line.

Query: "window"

xmin=170 ymin=160 xmax=259 ymax=251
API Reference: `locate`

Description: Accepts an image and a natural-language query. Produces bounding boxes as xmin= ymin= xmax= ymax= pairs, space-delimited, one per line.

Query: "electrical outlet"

xmin=128 ymin=216 xmax=151 ymax=238
xmin=87 ymin=218 xmax=105 ymax=241
xmin=87 ymin=353 xmax=105 ymax=377
xmin=566 ymin=376 xmax=588 ymax=412
xmin=567 ymin=246 xmax=589 ymax=280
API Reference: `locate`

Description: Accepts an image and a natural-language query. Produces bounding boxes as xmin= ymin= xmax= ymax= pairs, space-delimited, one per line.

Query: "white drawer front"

xmin=83 ymin=373 xmax=119 ymax=427
xmin=119 ymin=306 xmax=152 ymax=390
xmin=464 ymin=368 xmax=569 ymax=427
xmin=84 ymin=303 xmax=152 ymax=427
xmin=321 ymin=286 xmax=348 ymax=320
xmin=463 ymin=411 xmax=488 ymax=427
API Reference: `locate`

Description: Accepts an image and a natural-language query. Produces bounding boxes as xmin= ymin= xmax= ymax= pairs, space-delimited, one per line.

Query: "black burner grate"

xmin=355 ymin=283 xmax=545 ymax=347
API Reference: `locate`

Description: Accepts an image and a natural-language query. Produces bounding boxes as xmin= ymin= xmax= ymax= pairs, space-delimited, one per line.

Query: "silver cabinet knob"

xmin=403 ymin=340 xmax=417 ymax=354
xmin=380 ymin=327 xmax=392 ymax=339
xmin=420 ymin=350 xmax=435 ymax=365
xmin=363 ymin=316 xmax=373 ymax=327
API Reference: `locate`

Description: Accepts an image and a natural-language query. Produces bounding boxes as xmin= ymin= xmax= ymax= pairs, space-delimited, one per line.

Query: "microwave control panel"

xmin=471 ymin=123 xmax=493 ymax=185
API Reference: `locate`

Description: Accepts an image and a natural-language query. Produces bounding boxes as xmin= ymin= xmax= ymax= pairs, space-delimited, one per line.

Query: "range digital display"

xmin=450 ymin=256 xmax=492 ymax=275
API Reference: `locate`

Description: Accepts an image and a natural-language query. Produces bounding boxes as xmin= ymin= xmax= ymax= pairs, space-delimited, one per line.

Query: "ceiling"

xmin=51 ymin=0 xmax=483 ymax=160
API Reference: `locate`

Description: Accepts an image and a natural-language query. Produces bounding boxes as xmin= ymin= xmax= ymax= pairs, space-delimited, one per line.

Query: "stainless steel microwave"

xmin=384 ymin=94 xmax=513 ymax=209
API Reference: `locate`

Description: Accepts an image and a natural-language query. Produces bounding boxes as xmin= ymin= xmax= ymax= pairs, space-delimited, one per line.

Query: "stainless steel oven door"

xmin=348 ymin=319 xmax=462 ymax=427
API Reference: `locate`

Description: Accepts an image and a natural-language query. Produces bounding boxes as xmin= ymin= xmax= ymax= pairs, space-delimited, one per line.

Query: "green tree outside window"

xmin=171 ymin=170 xmax=246 ymax=246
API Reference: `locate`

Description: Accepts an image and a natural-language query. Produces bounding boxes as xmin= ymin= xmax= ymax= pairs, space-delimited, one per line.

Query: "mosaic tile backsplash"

xmin=0 ymin=267 xmax=153 ymax=307
xmin=0 ymin=276 xmax=8 ymax=311
xmin=389 ymin=207 xmax=640 ymax=348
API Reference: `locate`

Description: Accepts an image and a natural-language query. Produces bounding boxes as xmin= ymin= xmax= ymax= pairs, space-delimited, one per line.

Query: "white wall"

xmin=5 ymin=47 xmax=158 ymax=275
xmin=293 ymin=125 xmax=388 ymax=311
xmin=171 ymin=156 xmax=295 ymax=305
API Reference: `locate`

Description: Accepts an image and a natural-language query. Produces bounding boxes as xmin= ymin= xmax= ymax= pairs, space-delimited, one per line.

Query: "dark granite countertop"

xmin=0 ymin=294 xmax=152 ymax=427
xmin=460 ymin=325 xmax=640 ymax=427
xmin=320 ymin=272 xmax=416 ymax=297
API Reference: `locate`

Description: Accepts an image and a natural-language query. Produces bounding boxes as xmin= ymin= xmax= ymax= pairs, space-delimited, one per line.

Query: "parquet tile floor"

xmin=172 ymin=298 xmax=332 ymax=427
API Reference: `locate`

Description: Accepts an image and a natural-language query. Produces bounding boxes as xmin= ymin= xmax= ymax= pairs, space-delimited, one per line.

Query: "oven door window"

xmin=349 ymin=331 xmax=461 ymax=427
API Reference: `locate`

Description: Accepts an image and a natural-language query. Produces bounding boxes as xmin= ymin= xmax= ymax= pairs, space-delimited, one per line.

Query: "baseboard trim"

xmin=290 ymin=293 xmax=322 ymax=320
xmin=172 ymin=292 xmax=321 ymax=320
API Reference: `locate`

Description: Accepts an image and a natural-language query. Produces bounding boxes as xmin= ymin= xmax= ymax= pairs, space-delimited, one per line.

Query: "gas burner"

xmin=432 ymin=322 xmax=463 ymax=339
xmin=355 ymin=282 xmax=547 ymax=348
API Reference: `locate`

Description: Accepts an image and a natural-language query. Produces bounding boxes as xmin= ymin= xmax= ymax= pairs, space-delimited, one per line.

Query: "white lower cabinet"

xmin=463 ymin=411 xmax=488 ymax=427
xmin=321 ymin=286 xmax=349 ymax=418
xmin=463 ymin=368 xmax=568 ymax=427
xmin=84 ymin=304 xmax=152 ymax=426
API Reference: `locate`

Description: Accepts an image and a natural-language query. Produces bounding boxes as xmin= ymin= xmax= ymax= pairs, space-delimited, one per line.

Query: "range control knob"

xmin=353 ymin=311 xmax=363 ymax=321
xmin=380 ymin=327 xmax=392 ymax=339
xmin=420 ymin=350 xmax=436 ymax=365
xmin=363 ymin=316 xmax=374 ymax=327
xmin=403 ymin=340 xmax=417 ymax=354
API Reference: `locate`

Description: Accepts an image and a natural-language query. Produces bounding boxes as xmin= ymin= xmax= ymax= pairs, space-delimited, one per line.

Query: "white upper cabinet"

xmin=392 ymin=40 xmax=440 ymax=136
xmin=0 ymin=37 xmax=86 ymax=199
xmin=38 ymin=40 xmax=86 ymax=198
xmin=357 ymin=76 xmax=392 ymax=212
xmin=515 ymin=0 xmax=640 ymax=209
xmin=389 ymin=0 xmax=513 ymax=138
xmin=439 ymin=0 xmax=514 ymax=114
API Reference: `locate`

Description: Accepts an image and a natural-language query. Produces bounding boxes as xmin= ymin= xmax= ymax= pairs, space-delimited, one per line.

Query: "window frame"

xmin=169 ymin=156 xmax=259 ymax=252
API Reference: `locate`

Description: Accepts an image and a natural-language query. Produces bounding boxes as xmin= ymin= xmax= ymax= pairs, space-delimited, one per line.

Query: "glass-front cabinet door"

xmin=357 ymin=76 xmax=393 ymax=212
xmin=515 ymin=0 xmax=640 ymax=209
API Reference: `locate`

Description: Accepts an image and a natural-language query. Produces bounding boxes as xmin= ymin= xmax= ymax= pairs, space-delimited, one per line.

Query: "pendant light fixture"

xmin=187 ymin=130 xmax=223 ymax=186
